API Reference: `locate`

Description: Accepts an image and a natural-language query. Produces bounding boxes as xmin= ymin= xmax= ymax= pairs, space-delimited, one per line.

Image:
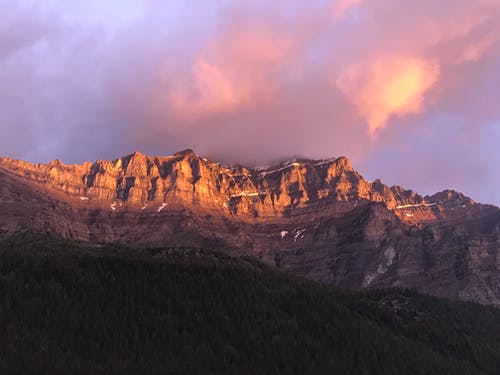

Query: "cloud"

xmin=0 ymin=0 xmax=499 ymax=205
xmin=169 ymin=24 xmax=295 ymax=117
xmin=337 ymin=57 xmax=440 ymax=134
xmin=458 ymin=31 xmax=498 ymax=63
xmin=331 ymin=0 xmax=363 ymax=20
xmin=170 ymin=60 xmax=242 ymax=115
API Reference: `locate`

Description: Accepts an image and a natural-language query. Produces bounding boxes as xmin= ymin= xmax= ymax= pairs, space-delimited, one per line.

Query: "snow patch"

xmin=111 ymin=202 xmax=117 ymax=211
xmin=257 ymin=162 xmax=298 ymax=177
xmin=157 ymin=203 xmax=167 ymax=212
xmin=282 ymin=159 xmax=297 ymax=166
xmin=313 ymin=158 xmax=337 ymax=166
xmin=395 ymin=202 xmax=437 ymax=209
xmin=280 ymin=231 xmax=288 ymax=239
xmin=293 ymin=229 xmax=306 ymax=242
xmin=141 ymin=203 xmax=147 ymax=210
xmin=405 ymin=213 xmax=414 ymax=217
xmin=79 ymin=196 xmax=89 ymax=201
xmin=230 ymin=191 xmax=264 ymax=198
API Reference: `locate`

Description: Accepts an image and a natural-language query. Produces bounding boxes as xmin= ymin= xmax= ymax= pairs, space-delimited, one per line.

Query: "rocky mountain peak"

xmin=0 ymin=151 xmax=489 ymax=225
xmin=332 ymin=156 xmax=352 ymax=171
xmin=426 ymin=189 xmax=475 ymax=206
xmin=174 ymin=149 xmax=197 ymax=158
xmin=122 ymin=151 xmax=149 ymax=176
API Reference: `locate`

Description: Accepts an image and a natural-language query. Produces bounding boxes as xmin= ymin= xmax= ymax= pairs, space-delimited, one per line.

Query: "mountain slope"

xmin=0 ymin=151 xmax=499 ymax=306
xmin=0 ymin=234 xmax=499 ymax=374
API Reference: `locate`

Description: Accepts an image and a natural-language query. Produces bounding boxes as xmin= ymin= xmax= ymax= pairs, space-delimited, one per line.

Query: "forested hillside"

xmin=0 ymin=234 xmax=499 ymax=374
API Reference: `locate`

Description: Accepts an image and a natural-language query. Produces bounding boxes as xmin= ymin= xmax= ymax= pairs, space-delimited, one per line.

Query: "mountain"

xmin=1 ymin=234 xmax=499 ymax=374
xmin=0 ymin=150 xmax=499 ymax=306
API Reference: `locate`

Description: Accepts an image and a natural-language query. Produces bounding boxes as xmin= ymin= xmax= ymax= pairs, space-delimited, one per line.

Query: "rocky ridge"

xmin=0 ymin=150 xmax=483 ymax=223
xmin=0 ymin=150 xmax=499 ymax=306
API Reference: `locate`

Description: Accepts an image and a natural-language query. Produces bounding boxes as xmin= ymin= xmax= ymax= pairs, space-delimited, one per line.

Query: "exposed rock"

xmin=0 ymin=151 xmax=499 ymax=307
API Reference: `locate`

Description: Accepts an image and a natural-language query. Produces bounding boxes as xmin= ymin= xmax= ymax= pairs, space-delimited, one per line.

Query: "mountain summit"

xmin=0 ymin=151 xmax=499 ymax=306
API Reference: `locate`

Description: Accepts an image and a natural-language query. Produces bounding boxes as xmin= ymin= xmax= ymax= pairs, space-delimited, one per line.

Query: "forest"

xmin=0 ymin=233 xmax=499 ymax=374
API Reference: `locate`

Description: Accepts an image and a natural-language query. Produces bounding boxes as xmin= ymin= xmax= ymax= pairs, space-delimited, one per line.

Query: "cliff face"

xmin=0 ymin=151 xmax=499 ymax=306
xmin=0 ymin=149 xmax=482 ymax=221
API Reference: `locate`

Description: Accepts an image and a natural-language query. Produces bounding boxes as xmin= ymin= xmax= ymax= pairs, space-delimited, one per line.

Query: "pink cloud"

xmin=331 ymin=0 xmax=364 ymax=20
xmin=458 ymin=31 xmax=498 ymax=63
xmin=337 ymin=57 xmax=440 ymax=134
xmin=168 ymin=24 xmax=295 ymax=117
xmin=169 ymin=60 xmax=243 ymax=115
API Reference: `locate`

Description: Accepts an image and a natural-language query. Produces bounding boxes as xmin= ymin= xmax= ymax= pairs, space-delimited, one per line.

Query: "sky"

xmin=0 ymin=0 xmax=499 ymax=205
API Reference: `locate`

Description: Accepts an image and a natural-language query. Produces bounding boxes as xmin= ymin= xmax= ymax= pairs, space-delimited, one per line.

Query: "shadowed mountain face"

xmin=0 ymin=150 xmax=499 ymax=306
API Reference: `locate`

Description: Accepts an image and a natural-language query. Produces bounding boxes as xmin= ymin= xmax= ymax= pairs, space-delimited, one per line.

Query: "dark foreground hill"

xmin=0 ymin=234 xmax=499 ymax=374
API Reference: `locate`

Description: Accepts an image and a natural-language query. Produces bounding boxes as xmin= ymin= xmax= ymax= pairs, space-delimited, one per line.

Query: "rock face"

xmin=0 ymin=150 xmax=499 ymax=306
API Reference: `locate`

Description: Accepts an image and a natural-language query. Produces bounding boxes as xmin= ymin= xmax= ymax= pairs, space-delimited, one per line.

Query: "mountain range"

xmin=0 ymin=149 xmax=499 ymax=306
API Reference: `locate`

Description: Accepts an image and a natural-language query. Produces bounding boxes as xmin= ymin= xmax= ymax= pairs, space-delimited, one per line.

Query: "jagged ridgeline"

xmin=0 ymin=149 xmax=481 ymax=218
xmin=0 ymin=150 xmax=499 ymax=307
xmin=0 ymin=234 xmax=499 ymax=374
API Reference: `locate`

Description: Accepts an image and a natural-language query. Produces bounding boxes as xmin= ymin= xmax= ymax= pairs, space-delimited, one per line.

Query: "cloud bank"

xmin=0 ymin=0 xmax=499 ymax=204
